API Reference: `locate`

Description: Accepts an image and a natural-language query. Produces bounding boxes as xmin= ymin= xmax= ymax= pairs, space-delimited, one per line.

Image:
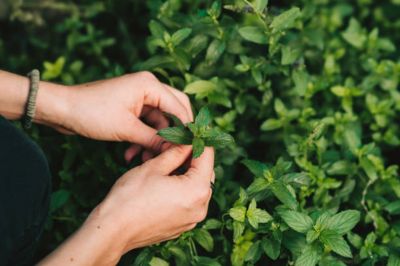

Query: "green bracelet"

xmin=23 ymin=69 xmax=40 ymax=129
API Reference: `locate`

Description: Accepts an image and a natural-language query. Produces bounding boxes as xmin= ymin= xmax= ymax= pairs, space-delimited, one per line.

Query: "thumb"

xmin=143 ymin=145 xmax=192 ymax=175
xmin=127 ymin=118 xmax=165 ymax=152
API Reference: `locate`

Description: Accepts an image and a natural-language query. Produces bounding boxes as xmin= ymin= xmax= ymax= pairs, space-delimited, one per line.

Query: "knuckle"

xmin=137 ymin=71 xmax=157 ymax=82
xmin=189 ymin=182 xmax=210 ymax=205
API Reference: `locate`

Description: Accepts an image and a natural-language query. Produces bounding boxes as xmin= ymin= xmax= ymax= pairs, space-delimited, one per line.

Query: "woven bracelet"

xmin=23 ymin=69 xmax=40 ymax=129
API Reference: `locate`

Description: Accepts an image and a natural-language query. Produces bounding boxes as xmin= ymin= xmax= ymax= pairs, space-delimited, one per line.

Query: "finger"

xmin=185 ymin=147 xmax=215 ymax=181
xmin=142 ymin=108 xmax=169 ymax=130
xmin=124 ymin=144 xmax=142 ymax=163
xmin=162 ymin=84 xmax=194 ymax=122
xmin=143 ymin=145 xmax=192 ymax=175
xmin=127 ymin=118 xmax=166 ymax=152
xmin=142 ymin=150 xmax=154 ymax=162
xmin=143 ymin=81 xmax=191 ymax=124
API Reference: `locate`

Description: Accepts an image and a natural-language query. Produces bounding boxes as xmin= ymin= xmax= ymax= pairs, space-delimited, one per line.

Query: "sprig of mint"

xmin=158 ymin=106 xmax=234 ymax=158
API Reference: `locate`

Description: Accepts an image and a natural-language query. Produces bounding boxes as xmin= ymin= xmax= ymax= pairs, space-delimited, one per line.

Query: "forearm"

xmin=0 ymin=70 xmax=70 ymax=125
xmin=38 ymin=206 xmax=125 ymax=266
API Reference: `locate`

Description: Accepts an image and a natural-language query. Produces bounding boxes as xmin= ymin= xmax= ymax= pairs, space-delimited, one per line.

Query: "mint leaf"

xmin=195 ymin=106 xmax=212 ymax=127
xmin=326 ymin=210 xmax=360 ymax=235
xmin=157 ymin=126 xmax=193 ymax=145
xmin=246 ymin=199 xmax=272 ymax=229
xmin=171 ymin=28 xmax=192 ymax=45
xmin=203 ymin=128 xmax=234 ymax=148
xmin=229 ymin=206 xmax=247 ymax=222
xmin=270 ymin=181 xmax=298 ymax=210
xmin=242 ymin=159 xmax=269 ymax=177
xmin=279 ymin=210 xmax=313 ymax=233
xmin=270 ymin=7 xmax=301 ymax=32
xmin=262 ymin=236 xmax=281 ymax=260
xmin=192 ymin=137 xmax=205 ymax=158
xmin=295 ymin=245 xmax=320 ymax=266
xmin=238 ymin=26 xmax=268 ymax=44
xmin=193 ymin=228 xmax=214 ymax=252
xmin=320 ymin=230 xmax=352 ymax=258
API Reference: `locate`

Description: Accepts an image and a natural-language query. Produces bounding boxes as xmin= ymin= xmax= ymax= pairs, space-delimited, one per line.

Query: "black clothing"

xmin=0 ymin=116 xmax=51 ymax=266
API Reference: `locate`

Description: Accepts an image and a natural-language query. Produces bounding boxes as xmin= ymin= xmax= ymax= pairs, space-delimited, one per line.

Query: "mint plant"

xmin=158 ymin=106 xmax=234 ymax=158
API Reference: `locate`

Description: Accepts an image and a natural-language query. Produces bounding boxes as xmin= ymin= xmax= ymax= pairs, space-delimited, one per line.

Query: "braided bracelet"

xmin=23 ymin=69 xmax=40 ymax=129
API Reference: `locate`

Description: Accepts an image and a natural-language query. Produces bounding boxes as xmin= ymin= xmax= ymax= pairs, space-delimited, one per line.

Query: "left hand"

xmin=37 ymin=71 xmax=193 ymax=159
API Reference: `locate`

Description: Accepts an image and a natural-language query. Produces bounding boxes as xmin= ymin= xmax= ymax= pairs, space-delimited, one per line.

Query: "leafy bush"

xmin=1 ymin=0 xmax=400 ymax=265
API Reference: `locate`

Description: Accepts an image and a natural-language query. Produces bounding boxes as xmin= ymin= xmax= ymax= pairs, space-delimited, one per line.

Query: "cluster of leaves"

xmin=1 ymin=0 xmax=400 ymax=265
xmin=158 ymin=106 xmax=234 ymax=157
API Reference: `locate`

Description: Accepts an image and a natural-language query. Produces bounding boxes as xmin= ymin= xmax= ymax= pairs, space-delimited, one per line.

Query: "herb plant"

xmin=158 ymin=106 xmax=234 ymax=158
xmin=2 ymin=0 xmax=400 ymax=265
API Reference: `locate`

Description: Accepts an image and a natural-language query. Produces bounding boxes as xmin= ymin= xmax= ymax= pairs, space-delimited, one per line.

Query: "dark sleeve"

xmin=0 ymin=116 xmax=51 ymax=266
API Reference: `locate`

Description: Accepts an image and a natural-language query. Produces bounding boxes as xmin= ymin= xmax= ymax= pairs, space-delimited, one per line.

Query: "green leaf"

xmin=245 ymin=240 xmax=262 ymax=262
xmin=195 ymin=106 xmax=212 ymax=127
xmin=192 ymin=137 xmax=205 ymax=158
xmin=261 ymin=119 xmax=283 ymax=131
xmin=149 ymin=20 xmax=165 ymax=38
xmin=229 ymin=206 xmax=247 ymax=222
xmin=262 ymin=236 xmax=281 ymax=260
xmin=306 ymin=230 xmax=319 ymax=243
xmin=149 ymin=257 xmax=169 ymax=266
xmin=295 ymin=244 xmax=320 ymax=266
xmin=326 ymin=210 xmax=360 ymax=235
xmin=254 ymin=0 xmax=268 ymax=13
xmin=320 ymin=230 xmax=352 ymax=258
xmin=184 ymin=80 xmax=216 ymax=98
xmin=388 ymin=254 xmax=400 ymax=266
xmin=171 ymin=28 xmax=192 ymax=45
xmin=157 ymin=126 xmax=193 ymax=145
xmin=238 ymin=26 xmax=268 ymax=44
xmin=292 ymin=69 xmax=308 ymax=96
xmin=206 ymin=39 xmax=226 ymax=65
xmin=281 ymin=46 xmax=301 ymax=65
xmin=279 ymin=210 xmax=313 ymax=233
xmin=195 ymin=256 xmax=222 ymax=266
xmin=203 ymin=219 xmax=223 ymax=230
xmin=270 ymin=7 xmax=301 ymax=32
xmin=341 ymin=18 xmax=366 ymax=49
xmin=270 ymin=181 xmax=298 ymax=210
xmin=193 ymin=228 xmax=214 ymax=252
xmin=50 ymin=189 xmax=70 ymax=213
xmin=242 ymin=159 xmax=269 ymax=177
xmin=246 ymin=199 xmax=272 ymax=229
xmin=203 ymin=128 xmax=234 ymax=148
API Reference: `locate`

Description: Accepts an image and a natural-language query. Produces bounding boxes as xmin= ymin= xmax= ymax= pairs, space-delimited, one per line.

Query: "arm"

xmin=38 ymin=146 xmax=215 ymax=266
xmin=0 ymin=70 xmax=70 ymax=124
xmin=0 ymin=70 xmax=193 ymax=159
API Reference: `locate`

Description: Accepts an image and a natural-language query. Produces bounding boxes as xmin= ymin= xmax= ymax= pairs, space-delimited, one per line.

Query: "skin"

xmin=0 ymin=70 xmax=214 ymax=265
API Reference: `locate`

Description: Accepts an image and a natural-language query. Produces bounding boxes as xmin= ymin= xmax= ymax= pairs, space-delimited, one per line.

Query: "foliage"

xmin=158 ymin=106 xmax=234 ymax=158
xmin=1 ymin=0 xmax=400 ymax=265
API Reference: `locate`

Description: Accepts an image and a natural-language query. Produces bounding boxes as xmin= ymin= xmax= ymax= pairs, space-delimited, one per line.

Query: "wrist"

xmin=34 ymin=81 xmax=72 ymax=128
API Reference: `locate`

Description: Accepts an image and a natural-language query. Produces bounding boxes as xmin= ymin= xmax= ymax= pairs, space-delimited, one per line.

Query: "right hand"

xmin=94 ymin=145 xmax=215 ymax=253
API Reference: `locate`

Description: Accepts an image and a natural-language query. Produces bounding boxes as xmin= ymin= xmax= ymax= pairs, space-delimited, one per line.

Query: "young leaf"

xmin=261 ymin=119 xmax=283 ymax=131
xmin=279 ymin=210 xmax=313 ymax=233
xmin=157 ymin=126 xmax=193 ymax=145
xmin=326 ymin=210 xmax=360 ymax=235
xmin=203 ymin=128 xmax=234 ymax=148
xmin=229 ymin=206 xmax=247 ymax=222
xmin=320 ymin=230 xmax=352 ymax=258
xmin=192 ymin=137 xmax=205 ymax=158
xmin=195 ymin=106 xmax=212 ymax=127
xmin=184 ymin=80 xmax=216 ymax=98
xmin=246 ymin=199 xmax=272 ymax=229
xmin=238 ymin=26 xmax=268 ymax=44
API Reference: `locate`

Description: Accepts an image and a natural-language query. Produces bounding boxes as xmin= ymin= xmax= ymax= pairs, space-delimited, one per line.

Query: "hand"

xmin=38 ymin=145 xmax=215 ymax=266
xmin=37 ymin=71 xmax=193 ymax=158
